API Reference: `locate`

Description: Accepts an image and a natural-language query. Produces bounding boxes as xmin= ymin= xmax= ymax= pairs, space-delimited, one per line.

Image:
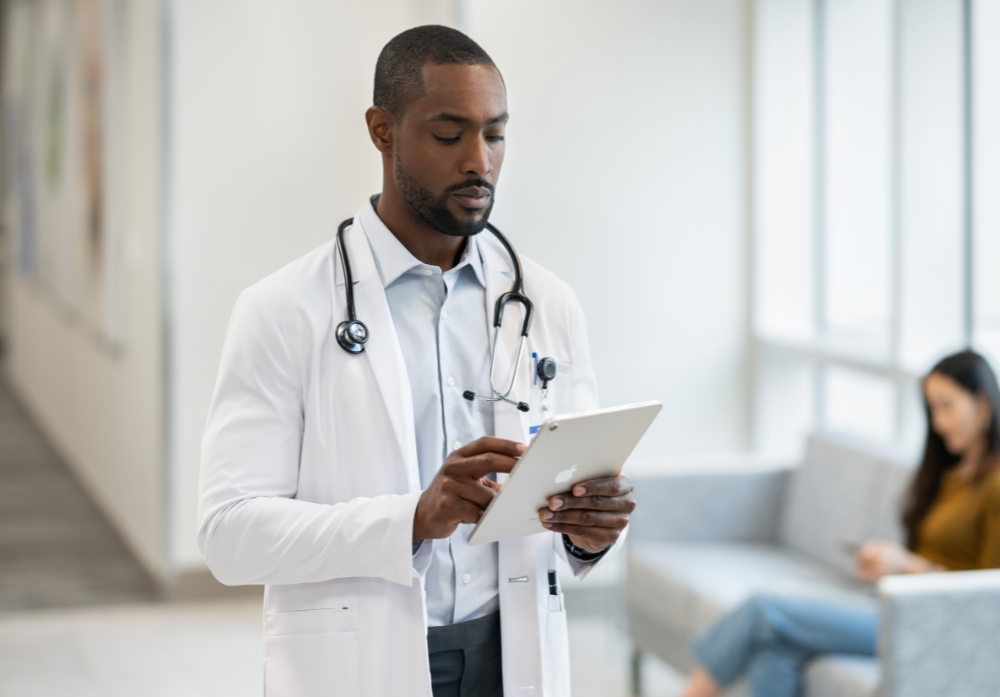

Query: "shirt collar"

xmin=359 ymin=196 xmax=486 ymax=289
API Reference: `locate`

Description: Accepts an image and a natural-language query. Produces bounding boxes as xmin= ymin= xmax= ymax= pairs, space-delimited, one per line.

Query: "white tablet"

xmin=467 ymin=401 xmax=662 ymax=545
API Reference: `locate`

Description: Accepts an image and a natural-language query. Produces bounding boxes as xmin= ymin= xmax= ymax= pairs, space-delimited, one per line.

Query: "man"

xmin=199 ymin=25 xmax=635 ymax=697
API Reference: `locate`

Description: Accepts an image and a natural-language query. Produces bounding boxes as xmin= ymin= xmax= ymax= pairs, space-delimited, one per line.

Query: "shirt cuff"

xmin=411 ymin=538 xmax=433 ymax=578
xmin=562 ymin=534 xmax=608 ymax=563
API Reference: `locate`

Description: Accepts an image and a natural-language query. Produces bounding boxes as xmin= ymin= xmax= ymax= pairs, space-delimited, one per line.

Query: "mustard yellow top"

xmin=916 ymin=466 xmax=1000 ymax=571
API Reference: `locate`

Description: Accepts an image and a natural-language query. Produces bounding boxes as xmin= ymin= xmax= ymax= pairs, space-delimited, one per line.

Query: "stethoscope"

xmin=334 ymin=217 xmax=557 ymax=413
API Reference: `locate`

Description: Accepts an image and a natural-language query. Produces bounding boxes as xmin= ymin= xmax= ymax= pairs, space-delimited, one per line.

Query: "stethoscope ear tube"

xmin=493 ymin=292 xmax=533 ymax=335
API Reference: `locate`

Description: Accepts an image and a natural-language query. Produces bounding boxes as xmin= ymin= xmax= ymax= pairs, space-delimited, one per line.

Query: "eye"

xmin=433 ymin=135 xmax=460 ymax=144
xmin=486 ymin=135 xmax=505 ymax=143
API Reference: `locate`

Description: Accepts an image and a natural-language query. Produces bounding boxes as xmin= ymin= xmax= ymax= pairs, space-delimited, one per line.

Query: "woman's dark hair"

xmin=902 ymin=350 xmax=1000 ymax=549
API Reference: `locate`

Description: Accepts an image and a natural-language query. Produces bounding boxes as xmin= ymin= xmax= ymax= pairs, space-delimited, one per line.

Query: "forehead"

xmin=405 ymin=63 xmax=507 ymax=123
xmin=925 ymin=373 xmax=968 ymax=400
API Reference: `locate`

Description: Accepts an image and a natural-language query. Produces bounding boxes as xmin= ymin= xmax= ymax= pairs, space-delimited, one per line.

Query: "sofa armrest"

xmin=627 ymin=457 xmax=795 ymax=544
xmin=878 ymin=569 xmax=1000 ymax=697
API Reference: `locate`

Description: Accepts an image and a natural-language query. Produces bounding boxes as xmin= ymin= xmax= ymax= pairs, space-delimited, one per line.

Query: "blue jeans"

xmin=691 ymin=593 xmax=878 ymax=697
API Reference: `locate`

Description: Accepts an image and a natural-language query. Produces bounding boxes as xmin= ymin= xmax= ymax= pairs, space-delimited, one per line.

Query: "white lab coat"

xmin=198 ymin=206 xmax=620 ymax=697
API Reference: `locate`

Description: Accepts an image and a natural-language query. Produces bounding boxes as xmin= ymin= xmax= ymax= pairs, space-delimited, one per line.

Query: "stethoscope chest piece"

xmin=336 ymin=319 xmax=369 ymax=354
xmin=335 ymin=217 xmax=370 ymax=355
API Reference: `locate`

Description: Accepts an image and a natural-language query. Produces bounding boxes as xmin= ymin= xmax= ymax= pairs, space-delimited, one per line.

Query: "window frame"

xmin=751 ymin=0 xmax=977 ymax=451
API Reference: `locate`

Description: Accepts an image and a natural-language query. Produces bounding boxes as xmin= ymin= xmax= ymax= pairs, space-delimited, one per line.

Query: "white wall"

xmin=465 ymin=0 xmax=752 ymax=461
xmin=3 ymin=0 xmax=166 ymax=577
xmin=168 ymin=0 xmax=455 ymax=571
xmin=168 ymin=0 xmax=751 ymax=573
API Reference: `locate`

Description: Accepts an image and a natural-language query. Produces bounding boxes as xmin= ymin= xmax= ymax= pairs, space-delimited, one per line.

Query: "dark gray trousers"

xmin=427 ymin=611 xmax=503 ymax=697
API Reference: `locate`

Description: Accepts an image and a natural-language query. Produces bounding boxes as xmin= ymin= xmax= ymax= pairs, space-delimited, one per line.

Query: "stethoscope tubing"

xmin=484 ymin=329 xmax=528 ymax=408
xmin=335 ymin=215 xmax=533 ymax=411
xmin=338 ymin=218 xmax=358 ymax=321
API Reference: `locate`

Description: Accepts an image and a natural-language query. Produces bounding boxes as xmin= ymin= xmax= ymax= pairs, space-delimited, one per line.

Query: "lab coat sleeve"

xmin=198 ymin=288 xmax=422 ymax=588
xmin=555 ymin=289 xmax=627 ymax=579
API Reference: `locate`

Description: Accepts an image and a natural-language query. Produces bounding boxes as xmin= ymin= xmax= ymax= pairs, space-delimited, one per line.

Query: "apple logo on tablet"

xmin=555 ymin=465 xmax=577 ymax=484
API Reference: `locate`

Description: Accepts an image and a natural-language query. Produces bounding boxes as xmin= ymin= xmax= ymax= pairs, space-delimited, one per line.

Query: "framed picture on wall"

xmin=2 ymin=0 xmax=125 ymax=351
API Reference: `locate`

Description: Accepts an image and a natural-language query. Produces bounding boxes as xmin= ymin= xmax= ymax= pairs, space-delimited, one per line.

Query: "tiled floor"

xmin=0 ymin=597 xmax=685 ymax=697
xmin=0 ymin=599 xmax=262 ymax=697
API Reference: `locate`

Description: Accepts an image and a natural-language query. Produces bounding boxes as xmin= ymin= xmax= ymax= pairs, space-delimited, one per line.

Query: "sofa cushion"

xmin=627 ymin=542 xmax=871 ymax=638
xmin=629 ymin=464 xmax=790 ymax=544
xmin=780 ymin=434 xmax=893 ymax=575
xmin=804 ymin=655 xmax=880 ymax=697
xmin=863 ymin=459 xmax=914 ymax=544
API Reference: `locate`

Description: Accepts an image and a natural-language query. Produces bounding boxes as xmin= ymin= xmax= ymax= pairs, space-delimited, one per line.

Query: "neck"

xmin=375 ymin=175 xmax=465 ymax=272
xmin=955 ymin=437 xmax=988 ymax=480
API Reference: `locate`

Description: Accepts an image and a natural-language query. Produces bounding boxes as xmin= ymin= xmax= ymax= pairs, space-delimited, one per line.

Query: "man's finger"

xmin=479 ymin=477 xmax=502 ymax=492
xmin=451 ymin=498 xmax=488 ymax=526
xmin=569 ymin=475 xmax=632 ymax=498
xmin=455 ymin=437 xmax=526 ymax=459
xmin=547 ymin=492 xmax=635 ymax=512
xmin=447 ymin=452 xmax=518 ymax=480
xmin=539 ymin=509 xmax=627 ymax=529
xmin=450 ymin=478 xmax=500 ymax=508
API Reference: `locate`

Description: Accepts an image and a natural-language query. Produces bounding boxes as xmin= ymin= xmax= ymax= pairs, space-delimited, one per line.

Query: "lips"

xmin=451 ymin=186 xmax=492 ymax=209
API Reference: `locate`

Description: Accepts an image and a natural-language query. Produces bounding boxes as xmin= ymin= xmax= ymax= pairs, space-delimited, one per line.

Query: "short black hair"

xmin=373 ymin=25 xmax=498 ymax=118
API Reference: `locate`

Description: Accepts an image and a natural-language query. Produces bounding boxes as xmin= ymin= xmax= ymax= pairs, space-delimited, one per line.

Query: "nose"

xmin=460 ymin=135 xmax=492 ymax=177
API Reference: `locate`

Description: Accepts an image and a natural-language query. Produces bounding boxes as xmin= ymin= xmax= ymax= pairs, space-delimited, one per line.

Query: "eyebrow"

xmin=430 ymin=112 xmax=509 ymax=126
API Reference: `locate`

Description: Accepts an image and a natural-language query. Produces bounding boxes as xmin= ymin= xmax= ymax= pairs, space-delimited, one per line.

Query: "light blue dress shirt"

xmin=361 ymin=201 xmax=500 ymax=627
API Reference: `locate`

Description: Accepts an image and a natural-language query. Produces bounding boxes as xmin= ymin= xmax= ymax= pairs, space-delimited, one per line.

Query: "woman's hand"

xmin=854 ymin=540 xmax=940 ymax=581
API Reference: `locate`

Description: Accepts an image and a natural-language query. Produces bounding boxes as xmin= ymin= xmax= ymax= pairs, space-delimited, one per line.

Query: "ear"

xmin=365 ymin=106 xmax=394 ymax=156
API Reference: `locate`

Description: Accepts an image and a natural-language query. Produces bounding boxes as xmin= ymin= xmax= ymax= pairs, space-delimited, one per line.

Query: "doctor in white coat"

xmin=199 ymin=25 xmax=636 ymax=697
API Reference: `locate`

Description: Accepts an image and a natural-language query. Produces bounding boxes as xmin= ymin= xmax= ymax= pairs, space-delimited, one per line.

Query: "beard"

xmin=395 ymin=159 xmax=494 ymax=237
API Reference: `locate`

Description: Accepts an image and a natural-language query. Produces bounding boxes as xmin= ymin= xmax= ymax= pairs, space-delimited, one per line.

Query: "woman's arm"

xmin=977 ymin=482 xmax=1000 ymax=569
xmin=855 ymin=540 xmax=944 ymax=582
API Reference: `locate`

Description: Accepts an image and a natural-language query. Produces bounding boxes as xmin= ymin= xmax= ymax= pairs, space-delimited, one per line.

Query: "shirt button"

xmin=422 ymin=268 xmax=433 ymax=277
xmin=440 ymin=310 xmax=448 ymax=320
xmin=452 ymin=441 xmax=461 ymax=451
xmin=447 ymin=376 xmax=455 ymax=386
xmin=462 ymin=573 xmax=471 ymax=584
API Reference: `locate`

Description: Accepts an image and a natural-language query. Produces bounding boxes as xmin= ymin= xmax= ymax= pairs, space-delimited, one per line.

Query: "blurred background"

xmin=0 ymin=0 xmax=997 ymax=695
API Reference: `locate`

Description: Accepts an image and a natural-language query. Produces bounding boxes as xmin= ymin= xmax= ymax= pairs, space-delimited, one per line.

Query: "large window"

xmin=752 ymin=0 xmax=997 ymax=455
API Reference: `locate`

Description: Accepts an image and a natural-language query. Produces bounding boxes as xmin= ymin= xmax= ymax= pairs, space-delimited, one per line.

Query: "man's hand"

xmin=538 ymin=475 xmax=635 ymax=554
xmin=413 ymin=437 xmax=525 ymax=543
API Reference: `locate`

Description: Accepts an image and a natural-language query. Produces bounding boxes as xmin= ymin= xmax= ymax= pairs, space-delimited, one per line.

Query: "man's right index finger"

xmin=456 ymin=436 xmax=526 ymax=459
xmin=448 ymin=452 xmax=519 ymax=481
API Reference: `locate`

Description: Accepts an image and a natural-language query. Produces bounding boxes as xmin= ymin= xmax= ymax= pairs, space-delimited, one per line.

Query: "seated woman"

xmin=679 ymin=350 xmax=1000 ymax=697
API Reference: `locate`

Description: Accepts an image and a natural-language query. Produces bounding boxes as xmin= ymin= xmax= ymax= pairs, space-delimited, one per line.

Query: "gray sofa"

xmin=625 ymin=432 xmax=1000 ymax=697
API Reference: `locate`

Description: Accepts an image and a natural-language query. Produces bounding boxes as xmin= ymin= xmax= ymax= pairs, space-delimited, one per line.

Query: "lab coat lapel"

xmin=333 ymin=218 xmax=420 ymax=492
xmin=482 ymin=234 xmax=545 ymax=693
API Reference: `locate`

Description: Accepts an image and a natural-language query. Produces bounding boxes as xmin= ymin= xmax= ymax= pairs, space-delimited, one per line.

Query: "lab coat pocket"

xmin=555 ymin=360 xmax=573 ymax=379
xmin=266 ymin=606 xmax=356 ymax=636
xmin=264 ymin=630 xmax=359 ymax=697
xmin=547 ymin=592 xmax=565 ymax=613
xmin=542 ymin=593 xmax=572 ymax=697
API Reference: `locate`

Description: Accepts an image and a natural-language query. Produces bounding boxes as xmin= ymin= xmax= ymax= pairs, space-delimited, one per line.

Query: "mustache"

xmin=444 ymin=179 xmax=495 ymax=195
